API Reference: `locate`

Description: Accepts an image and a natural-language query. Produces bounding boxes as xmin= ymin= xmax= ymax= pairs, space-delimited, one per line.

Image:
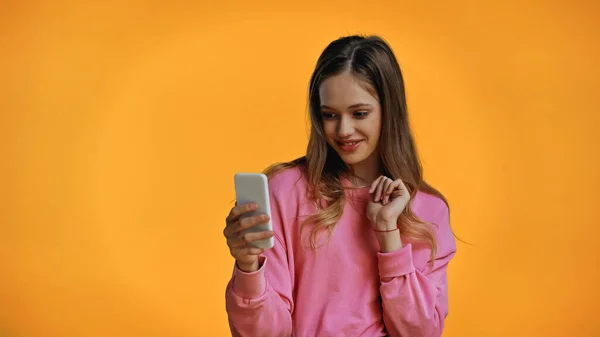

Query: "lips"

xmin=337 ymin=139 xmax=363 ymax=152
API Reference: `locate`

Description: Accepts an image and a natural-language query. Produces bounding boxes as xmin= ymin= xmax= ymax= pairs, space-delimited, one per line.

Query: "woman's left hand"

xmin=366 ymin=176 xmax=410 ymax=230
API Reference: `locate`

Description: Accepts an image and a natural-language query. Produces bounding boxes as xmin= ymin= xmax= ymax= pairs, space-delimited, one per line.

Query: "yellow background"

xmin=1 ymin=1 xmax=599 ymax=336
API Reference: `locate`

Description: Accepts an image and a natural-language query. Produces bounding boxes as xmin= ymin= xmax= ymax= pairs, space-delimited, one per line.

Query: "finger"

xmin=387 ymin=179 xmax=404 ymax=202
xmin=395 ymin=178 xmax=408 ymax=192
xmin=225 ymin=213 xmax=270 ymax=237
xmin=374 ymin=177 xmax=389 ymax=202
xmin=238 ymin=214 xmax=270 ymax=233
xmin=227 ymin=230 xmax=274 ymax=248
xmin=374 ymin=177 xmax=385 ymax=202
xmin=227 ymin=202 xmax=258 ymax=223
xmin=231 ymin=247 xmax=265 ymax=259
xmin=225 ymin=202 xmax=258 ymax=228
xmin=382 ymin=178 xmax=394 ymax=204
xmin=385 ymin=179 xmax=400 ymax=196
xmin=389 ymin=182 xmax=409 ymax=202
xmin=369 ymin=176 xmax=385 ymax=193
xmin=399 ymin=180 xmax=410 ymax=197
xmin=390 ymin=189 xmax=404 ymax=198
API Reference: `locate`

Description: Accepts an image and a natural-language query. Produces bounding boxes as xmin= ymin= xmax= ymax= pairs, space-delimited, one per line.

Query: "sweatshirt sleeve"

xmin=224 ymin=174 xmax=296 ymax=337
xmin=378 ymin=200 xmax=457 ymax=337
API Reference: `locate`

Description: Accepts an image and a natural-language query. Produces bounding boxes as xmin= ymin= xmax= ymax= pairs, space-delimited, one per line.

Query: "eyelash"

xmin=322 ymin=111 xmax=369 ymax=120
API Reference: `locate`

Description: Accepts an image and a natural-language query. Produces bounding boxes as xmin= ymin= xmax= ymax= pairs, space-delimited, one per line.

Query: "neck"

xmin=347 ymin=151 xmax=382 ymax=186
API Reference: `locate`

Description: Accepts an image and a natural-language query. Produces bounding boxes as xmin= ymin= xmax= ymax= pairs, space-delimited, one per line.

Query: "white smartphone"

xmin=233 ymin=172 xmax=274 ymax=249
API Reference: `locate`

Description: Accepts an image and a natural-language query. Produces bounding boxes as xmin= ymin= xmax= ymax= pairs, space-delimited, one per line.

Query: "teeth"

xmin=342 ymin=141 xmax=359 ymax=145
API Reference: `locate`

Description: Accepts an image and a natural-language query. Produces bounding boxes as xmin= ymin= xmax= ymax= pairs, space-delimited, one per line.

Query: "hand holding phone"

xmin=223 ymin=173 xmax=275 ymax=272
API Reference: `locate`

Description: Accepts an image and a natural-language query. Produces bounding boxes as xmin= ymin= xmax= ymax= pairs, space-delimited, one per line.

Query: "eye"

xmin=321 ymin=112 xmax=338 ymax=120
xmin=353 ymin=111 xmax=369 ymax=118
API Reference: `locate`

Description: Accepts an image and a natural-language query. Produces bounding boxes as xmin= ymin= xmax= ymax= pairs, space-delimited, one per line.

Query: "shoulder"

xmin=412 ymin=191 xmax=448 ymax=223
xmin=412 ymin=191 xmax=455 ymax=248
xmin=266 ymin=164 xmax=309 ymax=225
xmin=267 ymin=164 xmax=308 ymax=197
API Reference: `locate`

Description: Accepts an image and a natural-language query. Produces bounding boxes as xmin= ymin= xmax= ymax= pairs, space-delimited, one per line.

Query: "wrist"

xmin=373 ymin=229 xmax=402 ymax=253
xmin=236 ymin=260 xmax=259 ymax=273
xmin=373 ymin=219 xmax=398 ymax=231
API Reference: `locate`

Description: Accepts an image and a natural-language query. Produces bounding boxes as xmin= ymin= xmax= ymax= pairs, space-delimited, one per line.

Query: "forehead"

xmin=318 ymin=72 xmax=378 ymax=108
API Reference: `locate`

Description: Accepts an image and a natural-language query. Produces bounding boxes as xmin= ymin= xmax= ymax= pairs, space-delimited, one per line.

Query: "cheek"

xmin=361 ymin=120 xmax=381 ymax=141
xmin=322 ymin=122 xmax=336 ymax=139
xmin=372 ymin=123 xmax=382 ymax=140
xmin=368 ymin=115 xmax=382 ymax=140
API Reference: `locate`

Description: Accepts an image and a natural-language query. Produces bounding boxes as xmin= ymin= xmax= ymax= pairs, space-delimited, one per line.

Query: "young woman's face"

xmin=318 ymin=71 xmax=382 ymax=167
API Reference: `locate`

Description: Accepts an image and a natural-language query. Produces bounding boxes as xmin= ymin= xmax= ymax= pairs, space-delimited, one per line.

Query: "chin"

xmin=337 ymin=152 xmax=366 ymax=166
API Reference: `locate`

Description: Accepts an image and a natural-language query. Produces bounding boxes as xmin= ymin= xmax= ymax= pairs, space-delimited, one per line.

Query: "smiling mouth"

xmin=337 ymin=139 xmax=363 ymax=146
xmin=337 ymin=140 xmax=363 ymax=152
xmin=338 ymin=141 xmax=361 ymax=146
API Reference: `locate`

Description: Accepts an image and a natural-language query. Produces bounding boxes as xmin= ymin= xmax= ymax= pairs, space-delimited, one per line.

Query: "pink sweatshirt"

xmin=225 ymin=166 xmax=457 ymax=337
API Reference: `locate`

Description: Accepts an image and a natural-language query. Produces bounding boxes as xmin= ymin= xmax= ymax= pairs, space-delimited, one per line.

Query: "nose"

xmin=337 ymin=115 xmax=354 ymax=138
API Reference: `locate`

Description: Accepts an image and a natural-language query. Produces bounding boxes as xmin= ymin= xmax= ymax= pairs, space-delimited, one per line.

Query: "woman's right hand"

xmin=224 ymin=202 xmax=275 ymax=273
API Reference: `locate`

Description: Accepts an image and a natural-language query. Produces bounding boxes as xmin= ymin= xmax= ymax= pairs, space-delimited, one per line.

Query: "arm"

xmin=378 ymin=202 xmax=457 ymax=337
xmin=224 ymin=176 xmax=296 ymax=337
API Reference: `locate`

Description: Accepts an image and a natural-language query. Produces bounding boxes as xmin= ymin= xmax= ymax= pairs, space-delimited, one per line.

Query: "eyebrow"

xmin=320 ymin=103 xmax=373 ymax=110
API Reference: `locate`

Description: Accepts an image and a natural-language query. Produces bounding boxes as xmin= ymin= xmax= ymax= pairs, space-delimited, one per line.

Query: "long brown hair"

xmin=264 ymin=35 xmax=449 ymax=262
